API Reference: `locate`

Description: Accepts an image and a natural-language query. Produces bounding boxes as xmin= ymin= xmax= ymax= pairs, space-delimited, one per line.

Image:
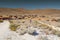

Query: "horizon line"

xmin=0 ymin=7 xmax=60 ymax=10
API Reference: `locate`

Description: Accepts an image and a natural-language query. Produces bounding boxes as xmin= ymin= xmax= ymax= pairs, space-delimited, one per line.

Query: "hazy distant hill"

xmin=0 ymin=8 xmax=60 ymax=16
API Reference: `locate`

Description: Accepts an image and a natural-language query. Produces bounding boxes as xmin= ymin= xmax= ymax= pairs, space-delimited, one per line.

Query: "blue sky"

xmin=0 ymin=0 xmax=60 ymax=9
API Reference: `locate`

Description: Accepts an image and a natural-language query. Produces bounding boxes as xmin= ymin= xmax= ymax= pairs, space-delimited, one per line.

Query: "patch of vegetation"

xmin=52 ymin=30 xmax=60 ymax=37
xmin=40 ymin=24 xmax=49 ymax=29
xmin=56 ymin=19 xmax=60 ymax=22
xmin=54 ymin=31 xmax=60 ymax=37
xmin=34 ymin=21 xmax=40 ymax=25
xmin=9 ymin=20 xmax=13 ymax=23
xmin=10 ymin=24 xmax=19 ymax=31
xmin=0 ymin=20 xmax=3 ymax=23
xmin=57 ymin=25 xmax=60 ymax=27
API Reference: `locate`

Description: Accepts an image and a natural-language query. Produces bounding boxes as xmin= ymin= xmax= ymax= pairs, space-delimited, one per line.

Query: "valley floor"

xmin=0 ymin=20 xmax=60 ymax=40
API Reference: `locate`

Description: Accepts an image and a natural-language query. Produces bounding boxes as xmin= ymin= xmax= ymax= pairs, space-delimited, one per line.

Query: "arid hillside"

xmin=0 ymin=8 xmax=60 ymax=16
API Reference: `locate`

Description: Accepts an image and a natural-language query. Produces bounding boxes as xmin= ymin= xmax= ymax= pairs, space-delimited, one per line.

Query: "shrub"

xmin=52 ymin=30 xmax=60 ymax=37
xmin=0 ymin=20 xmax=3 ymax=23
xmin=56 ymin=19 xmax=60 ymax=22
xmin=40 ymin=24 xmax=49 ymax=29
xmin=9 ymin=20 xmax=13 ymax=23
xmin=54 ymin=31 xmax=60 ymax=37
xmin=10 ymin=24 xmax=18 ymax=31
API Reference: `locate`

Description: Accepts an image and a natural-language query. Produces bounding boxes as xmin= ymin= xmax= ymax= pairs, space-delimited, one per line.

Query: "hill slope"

xmin=0 ymin=8 xmax=60 ymax=16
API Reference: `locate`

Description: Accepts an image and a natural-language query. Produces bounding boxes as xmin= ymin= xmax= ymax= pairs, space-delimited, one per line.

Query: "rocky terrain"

xmin=0 ymin=8 xmax=60 ymax=40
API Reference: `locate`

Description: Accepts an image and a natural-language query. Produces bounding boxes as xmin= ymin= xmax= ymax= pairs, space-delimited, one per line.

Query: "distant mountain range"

xmin=0 ymin=8 xmax=60 ymax=16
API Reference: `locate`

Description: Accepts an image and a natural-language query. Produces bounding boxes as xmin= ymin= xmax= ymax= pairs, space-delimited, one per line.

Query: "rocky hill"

xmin=0 ymin=8 xmax=60 ymax=16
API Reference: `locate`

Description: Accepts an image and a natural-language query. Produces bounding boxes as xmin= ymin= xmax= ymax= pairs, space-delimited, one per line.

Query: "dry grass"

xmin=0 ymin=20 xmax=3 ymax=23
xmin=10 ymin=24 xmax=19 ymax=31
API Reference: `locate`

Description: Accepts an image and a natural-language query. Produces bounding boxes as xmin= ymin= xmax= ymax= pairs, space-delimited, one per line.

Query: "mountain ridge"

xmin=0 ymin=8 xmax=60 ymax=16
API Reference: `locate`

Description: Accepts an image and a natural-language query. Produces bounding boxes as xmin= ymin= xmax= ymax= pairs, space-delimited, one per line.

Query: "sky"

xmin=0 ymin=0 xmax=60 ymax=9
